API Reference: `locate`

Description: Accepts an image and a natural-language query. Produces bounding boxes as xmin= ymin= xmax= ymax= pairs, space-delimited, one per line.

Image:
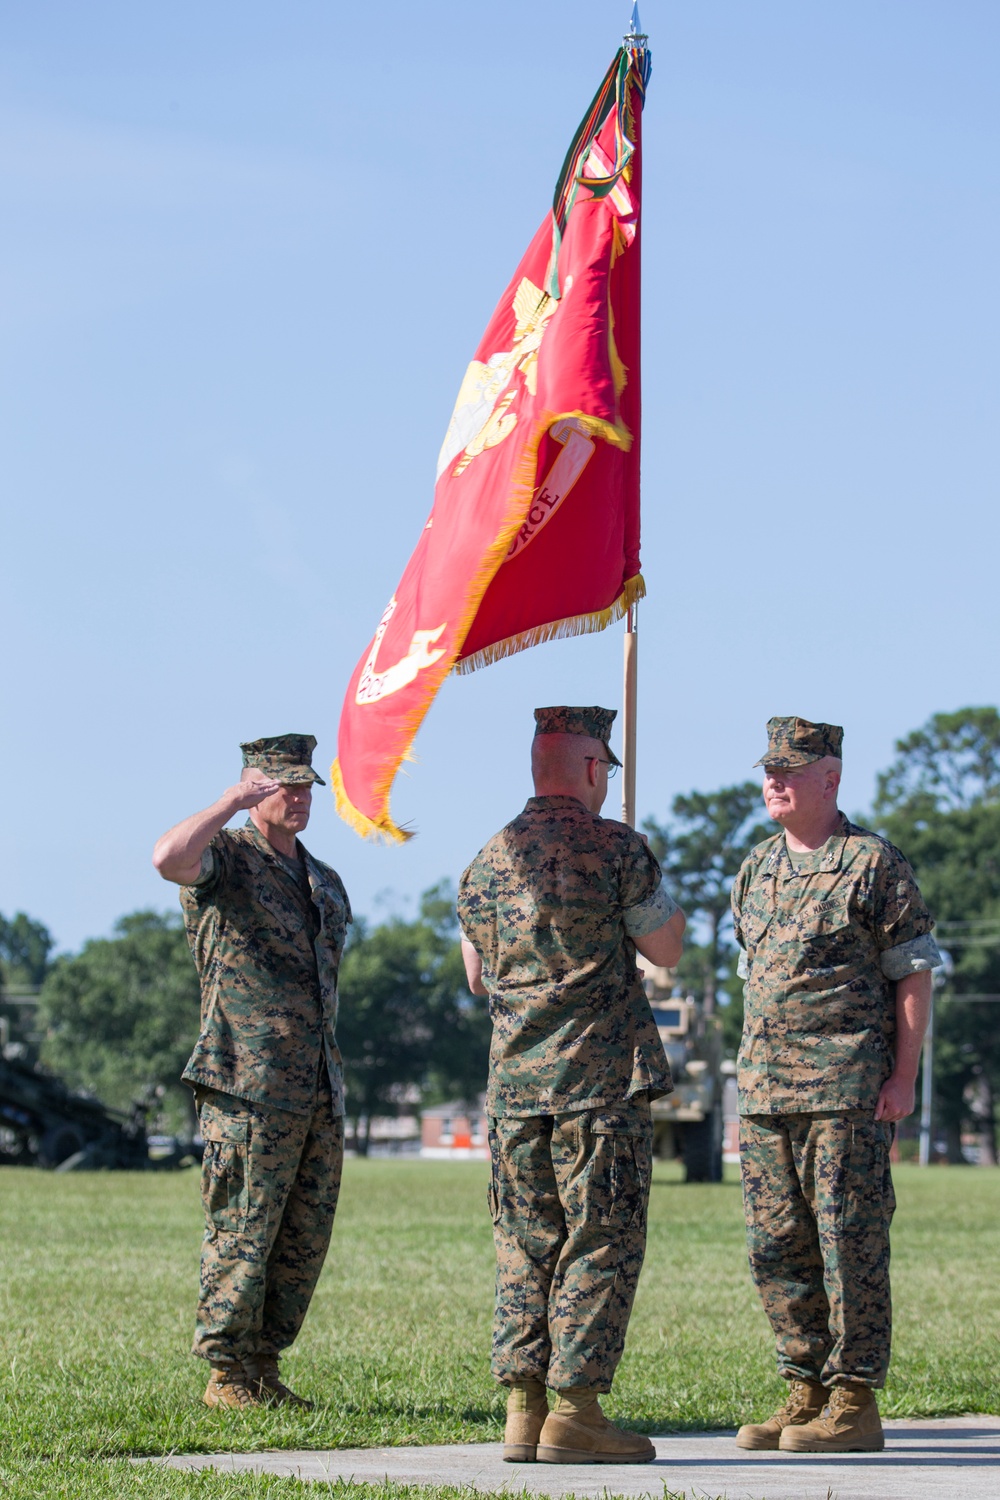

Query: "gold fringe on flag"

xmin=455 ymin=571 xmax=645 ymax=676
xmin=330 ymin=757 xmax=409 ymax=844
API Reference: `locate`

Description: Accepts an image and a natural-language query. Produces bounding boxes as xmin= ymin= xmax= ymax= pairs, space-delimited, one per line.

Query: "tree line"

xmin=2 ymin=707 xmax=998 ymax=1160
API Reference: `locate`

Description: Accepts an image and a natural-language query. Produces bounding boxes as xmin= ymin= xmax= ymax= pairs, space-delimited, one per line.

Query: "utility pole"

xmin=918 ymin=994 xmax=934 ymax=1167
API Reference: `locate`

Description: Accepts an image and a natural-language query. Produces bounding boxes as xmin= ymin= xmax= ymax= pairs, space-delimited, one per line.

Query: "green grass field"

xmin=1 ymin=1159 xmax=997 ymax=1500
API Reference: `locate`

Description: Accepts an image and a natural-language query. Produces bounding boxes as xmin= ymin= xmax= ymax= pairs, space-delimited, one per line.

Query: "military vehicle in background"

xmin=639 ymin=955 xmax=728 ymax=1182
xmin=0 ymin=1049 xmax=195 ymax=1170
xmin=0 ymin=986 xmax=197 ymax=1170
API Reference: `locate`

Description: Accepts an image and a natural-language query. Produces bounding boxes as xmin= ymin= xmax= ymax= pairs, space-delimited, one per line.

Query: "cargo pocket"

xmin=486 ymin=1122 xmax=501 ymax=1224
xmin=884 ymin=1123 xmax=897 ymax=1220
xmin=588 ymin=1105 xmax=651 ymax=1229
xmin=841 ymin=1118 xmax=893 ymax=1234
xmin=200 ymin=1106 xmax=250 ymax=1235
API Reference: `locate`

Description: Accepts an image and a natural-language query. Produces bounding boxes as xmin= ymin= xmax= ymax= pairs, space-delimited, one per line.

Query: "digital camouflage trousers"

xmin=488 ymin=1096 xmax=652 ymax=1393
xmin=193 ymin=1071 xmax=343 ymax=1365
xmin=740 ymin=1110 xmax=896 ymax=1389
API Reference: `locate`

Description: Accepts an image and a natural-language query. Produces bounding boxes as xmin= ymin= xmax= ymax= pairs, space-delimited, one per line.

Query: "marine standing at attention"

xmin=458 ymin=706 xmax=686 ymax=1467
xmin=732 ymin=717 xmax=940 ymax=1454
xmin=153 ymin=734 xmax=351 ymax=1410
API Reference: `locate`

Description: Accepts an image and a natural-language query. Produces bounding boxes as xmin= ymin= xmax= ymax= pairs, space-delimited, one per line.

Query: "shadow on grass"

xmin=299 ymin=1400 xmax=502 ymax=1428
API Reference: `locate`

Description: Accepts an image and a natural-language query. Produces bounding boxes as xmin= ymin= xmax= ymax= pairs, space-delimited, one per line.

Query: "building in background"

xmin=421 ymin=1099 xmax=488 ymax=1160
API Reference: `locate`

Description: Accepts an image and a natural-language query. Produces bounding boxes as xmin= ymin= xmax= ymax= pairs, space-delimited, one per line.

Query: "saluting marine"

xmin=153 ymin=734 xmax=351 ymax=1410
xmin=458 ymin=705 xmax=685 ymax=1466
xmin=732 ymin=717 xmax=940 ymax=1454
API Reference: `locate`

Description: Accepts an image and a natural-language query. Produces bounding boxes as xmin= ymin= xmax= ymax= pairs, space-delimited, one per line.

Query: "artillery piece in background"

xmin=638 ymin=955 xmax=732 ymax=1182
xmin=0 ymin=1049 xmax=196 ymax=1171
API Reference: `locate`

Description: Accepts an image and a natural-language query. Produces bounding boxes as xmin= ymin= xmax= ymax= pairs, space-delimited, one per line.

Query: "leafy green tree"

xmin=416 ymin=882 xmax=492 ymax=1107
xmin=874 ymin=707 xmax=1000 ymax=814
xmin=644 ymin=783 xmax=771 ymax=1050
xmin=37 ymin=911 xmax=201 ymax=1129
xmin=874 ymin=707 xmax=1000 ymax=1163
xmin=0 ymin=911 xmax=55 ymax=989
xmin=336 ymin=882 xmax=490 ymax=1153
xmin=0 ymin=911 xmax=56 ymax=1058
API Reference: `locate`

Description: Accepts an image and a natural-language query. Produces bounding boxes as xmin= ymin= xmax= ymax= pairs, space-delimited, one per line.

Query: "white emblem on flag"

xmin=356 ymin=598 xmax=447 ymax=705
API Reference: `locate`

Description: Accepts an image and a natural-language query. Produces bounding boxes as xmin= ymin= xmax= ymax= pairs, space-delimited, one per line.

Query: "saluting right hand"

xmin=153 ymin=770 xmax=285 ymax=887
xmin=228 ymin=770 xmax=283 ymax=809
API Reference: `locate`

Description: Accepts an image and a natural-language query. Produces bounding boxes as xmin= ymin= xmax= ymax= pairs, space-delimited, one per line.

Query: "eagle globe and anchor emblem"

xmin=355 ymin=275 xmax=596 ymax=706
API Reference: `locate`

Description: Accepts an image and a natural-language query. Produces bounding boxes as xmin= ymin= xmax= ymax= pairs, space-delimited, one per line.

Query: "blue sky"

xmin=3 ymin=1 xmax=998 ymax=952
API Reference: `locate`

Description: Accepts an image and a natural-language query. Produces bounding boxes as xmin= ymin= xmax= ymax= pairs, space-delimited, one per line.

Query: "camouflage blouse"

xmin=458 ymin=795 xmax=674 ymax=1117
xmin=732 ymin=813 xmax=939 ymax=1115
xmin=180 ymin=820 xmax=351 ymax=1116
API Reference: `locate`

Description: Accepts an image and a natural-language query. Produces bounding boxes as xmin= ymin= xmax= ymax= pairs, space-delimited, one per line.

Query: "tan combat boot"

xmin=536 ymin=1391 xmax=655 ymax=1465
xmin=736 ymin=1378 xmax=827 ymax=1450
xmin=203 ymin=1362 xmax=262 ymax=1409
xmin=778 ymin=1381 xmax=884 ymax=1452
xmin=503 ymin=1379 xmax=549 ymax=1462
xmin=243 ymin=1355 xmax=314 ymax=1409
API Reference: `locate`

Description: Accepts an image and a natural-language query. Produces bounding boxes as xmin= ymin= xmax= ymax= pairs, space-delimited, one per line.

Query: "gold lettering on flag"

xmin=355 ymin=597 xmax=447 ymax=705
xmin=505 ymin=419 xmax=596 ymax=560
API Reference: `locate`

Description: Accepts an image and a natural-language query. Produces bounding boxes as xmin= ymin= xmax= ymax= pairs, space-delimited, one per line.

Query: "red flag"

xmin=334 ymin=41 xmax=651 ymax=841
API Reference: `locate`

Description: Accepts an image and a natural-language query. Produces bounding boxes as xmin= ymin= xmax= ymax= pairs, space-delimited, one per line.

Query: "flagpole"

xmin=621 ymin=2 xmax=644 ymax=829
xmin=621 ymin=602 xmax=638 ymax=826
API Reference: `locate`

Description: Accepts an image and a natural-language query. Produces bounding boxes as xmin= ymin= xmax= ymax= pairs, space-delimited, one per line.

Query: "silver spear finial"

xmin=626 ymin=2 xmax=647 ymax=48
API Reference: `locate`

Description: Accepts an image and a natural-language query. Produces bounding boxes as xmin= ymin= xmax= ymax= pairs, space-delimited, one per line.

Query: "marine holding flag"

xmin=458 ymin=706 xmax=685 ymax=1465
xmin=334 ymin=33 xmax=652 ymax=840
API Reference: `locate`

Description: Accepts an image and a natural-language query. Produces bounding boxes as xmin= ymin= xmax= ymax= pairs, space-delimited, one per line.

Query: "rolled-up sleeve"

xmin=624 ymin=878 xmax=679 ymax=938
xmin=185 ymin=843 xmax=223 ymax=894
xmin=880 ymin=931 xmax=943 ymax=980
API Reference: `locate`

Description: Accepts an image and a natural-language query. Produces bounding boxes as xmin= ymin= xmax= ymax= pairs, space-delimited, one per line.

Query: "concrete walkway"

xmin=158 ymin=1415 xmax=1000 ymax=1498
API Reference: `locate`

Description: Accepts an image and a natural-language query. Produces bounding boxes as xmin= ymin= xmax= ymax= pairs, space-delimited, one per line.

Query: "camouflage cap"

xmin=240 ymin=733 xmax=326 ymax=786
xmin=533 ymin=705 xmax=622 ymax=767
xmin=753 ymin=716 xmax=844 ymax=769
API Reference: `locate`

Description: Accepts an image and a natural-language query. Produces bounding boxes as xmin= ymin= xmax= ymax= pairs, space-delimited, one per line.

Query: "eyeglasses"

xmin=585 ymin=756 xmax=619 ymax=779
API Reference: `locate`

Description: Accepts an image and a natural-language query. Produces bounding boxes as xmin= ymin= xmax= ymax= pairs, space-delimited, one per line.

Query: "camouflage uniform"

xmin=733 ymin=718 xmax=940 ymax=1389
xmin=458 ymin=707 xmax=677 ymax=1393
xmin=180 ymin=736 xmax=352 ymax=1367
xmin=195 ymin=1072 xmax=343 ymax=1363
